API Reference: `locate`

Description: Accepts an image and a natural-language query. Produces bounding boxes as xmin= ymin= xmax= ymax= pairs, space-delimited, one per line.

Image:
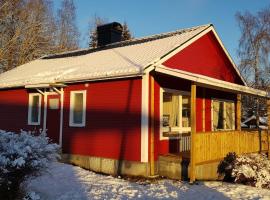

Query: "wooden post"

xmin=236 ymin=94 xmax=242 ymax=131
xmin=150 ymin=76 xmax=155 ymax=176
xmin=267 ymin=99 xmax=270 ymax=159
xmin=256 ymin=98 xmax=262 ymax=153
xmin=190 ymin=82 xmax=196 ymax=183
xmin=202 ymin=88 xmax=205 ymax=132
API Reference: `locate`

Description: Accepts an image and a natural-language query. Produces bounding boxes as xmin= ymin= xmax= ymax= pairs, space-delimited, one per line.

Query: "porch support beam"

xmin=236 ymin=94 xmax=242 ymax=131
xmin=190 ymin=82 xmax=196 ymax=183
xmin=267 ymin=99 xmax=270 ymax=159
xmin=150 ymin=75 xmax=155 ymax=176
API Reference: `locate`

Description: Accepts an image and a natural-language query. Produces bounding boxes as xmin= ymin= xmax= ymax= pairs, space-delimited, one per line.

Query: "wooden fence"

xmin=194 ymin=130 xmax=269 ymax=165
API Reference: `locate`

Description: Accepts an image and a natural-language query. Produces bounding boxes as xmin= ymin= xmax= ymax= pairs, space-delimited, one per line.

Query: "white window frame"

xmin=160 ymin=87 xmax=191 ymax=140
xmin=211 ymin=98 xmax=235 ymax=131
xmin=28 ymin=93 xmax=42 ymax=125
xmin=69 ymin=90 xmax=87 ymax=127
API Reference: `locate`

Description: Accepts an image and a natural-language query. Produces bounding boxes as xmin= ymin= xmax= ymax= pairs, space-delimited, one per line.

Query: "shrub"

xmin=233 ymin=153 xmax=270 ymax=189
xmin=217 ymin=152 xmax=237 ymax=182
xmin=0 ymin=129 xmax=59 ymax=200
xmin=218 ymin=152 xmax=270 ymax=189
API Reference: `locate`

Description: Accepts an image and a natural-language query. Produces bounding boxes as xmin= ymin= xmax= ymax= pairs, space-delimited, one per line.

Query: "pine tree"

xmin=88 ymin=18 xmax=133 ymax=48
xmin=121 ymin=21 xmax=133 ymax=41
xmin=88 ymin=15 xmax=106 ymax=48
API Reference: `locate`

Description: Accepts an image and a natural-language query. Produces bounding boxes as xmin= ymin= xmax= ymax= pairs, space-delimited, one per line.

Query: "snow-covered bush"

xmin=218 ymin=152 xmax=270 ymax=189
xmin=0 ymin=129 xmax=59 ymax=200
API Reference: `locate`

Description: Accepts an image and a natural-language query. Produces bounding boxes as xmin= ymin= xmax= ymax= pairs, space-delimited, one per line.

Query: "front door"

xmin=46 ymin=94 xmax=60 ymax=144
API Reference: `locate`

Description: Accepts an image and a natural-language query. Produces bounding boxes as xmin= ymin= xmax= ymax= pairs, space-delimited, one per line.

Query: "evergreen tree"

xmin=121 ymin=21 xmax=133 ymax=41
xmin=88 ymin=18 xmax=133 ymax=48
xmin=88 ymin=15 xmax=107 ymax=48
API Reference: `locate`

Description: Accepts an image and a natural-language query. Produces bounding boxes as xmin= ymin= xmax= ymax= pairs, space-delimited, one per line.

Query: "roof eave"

xmin=155 ymin=65 xmax=269 ymax=98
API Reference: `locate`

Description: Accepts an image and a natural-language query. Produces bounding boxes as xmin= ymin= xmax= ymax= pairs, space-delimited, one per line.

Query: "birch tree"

xmin=56 ymin=0 xmax=79 ymax=52
xmin=236 ymin=7 xmax=270 ymax=118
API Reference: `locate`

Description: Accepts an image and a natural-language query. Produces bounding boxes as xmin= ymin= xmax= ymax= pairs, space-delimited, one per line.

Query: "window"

xmin=161 ymin=89 xmax=191 ymax=137
xmin=212 ymin=99 xmax=235 ymax=131
xmin=182 ymin=95 xmax=190 ymax=128
xmin=69 ymin=90 xmax=86 ymax=127
xmin=28 ymin=93 xmax=41 ymax=125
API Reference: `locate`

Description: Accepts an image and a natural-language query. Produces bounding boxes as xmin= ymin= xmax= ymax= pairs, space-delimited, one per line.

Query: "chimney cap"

xmin=97 ymin=22 xmax=123 ymax=32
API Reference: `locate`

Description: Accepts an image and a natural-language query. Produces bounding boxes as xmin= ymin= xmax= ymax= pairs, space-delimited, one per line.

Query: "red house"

xmin=0 ymin=23 xmax=268 ymax=180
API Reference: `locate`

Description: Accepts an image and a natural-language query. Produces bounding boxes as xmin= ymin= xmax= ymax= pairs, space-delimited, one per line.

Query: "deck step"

xmin=158 ymin=154 xmax=189 ymax=180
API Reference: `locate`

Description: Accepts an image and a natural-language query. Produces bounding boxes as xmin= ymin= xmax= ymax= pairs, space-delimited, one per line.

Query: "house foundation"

xmin=61 ymin=154 xmax=159 ymax=177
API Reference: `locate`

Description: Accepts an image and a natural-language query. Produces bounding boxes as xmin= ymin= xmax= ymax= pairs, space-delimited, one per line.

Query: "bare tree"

xmin=56 ymin=0 xmax=79 ymax=52
xmin=0 ymin=0 xmax=58 ymax=72
xmin=236 ymin=8 xmax=270 ymax=89
xmin=236 ymin=7 xmax=270 ymax=118
xmin=0 ymin=0 xmax=80 ymax=73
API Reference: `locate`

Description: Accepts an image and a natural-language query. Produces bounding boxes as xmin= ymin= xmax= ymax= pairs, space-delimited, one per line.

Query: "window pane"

xmin=213 ymin=101 xmax=224 ymax=130
xmin=73 ymin=93 xmax=83 ymax=124
xmin=182 ymin=96 xmax=190 ymax=127
xmin=31 ymin=95 xmax=40 ymax=123
xmin=225 ymin=102 xmax=234 ymax=129
xmin=163 ymin=92 xmax=179 ymax=128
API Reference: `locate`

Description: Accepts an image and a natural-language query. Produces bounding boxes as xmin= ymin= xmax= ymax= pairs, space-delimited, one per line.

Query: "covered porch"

xmin=151 ymin=66 xmax=270 ymax=181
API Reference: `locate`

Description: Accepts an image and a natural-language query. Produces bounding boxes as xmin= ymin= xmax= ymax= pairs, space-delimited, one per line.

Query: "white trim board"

xmin=28 ymin=93 xmax=42 ymax=125
xmin=140 ymin=74 xmax=149 ymax=163
xmin=59 ymin=88 xmax=64 ymax=147
xmin=155 ymin=65 xmax=268 ymax=98
xmin=159 ymin=88 xmax=191 ymax=141
xmin=69 ymin=90 xmax=87 ymax=127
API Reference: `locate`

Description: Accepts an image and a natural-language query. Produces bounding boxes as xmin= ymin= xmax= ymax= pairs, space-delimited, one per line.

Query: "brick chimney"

xmin=97 ymin=22 xmax=123 ymax=47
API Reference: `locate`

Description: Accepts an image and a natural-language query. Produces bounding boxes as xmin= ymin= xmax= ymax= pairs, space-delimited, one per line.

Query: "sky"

xmin=57 ymin=0 xmax=270 ymax=63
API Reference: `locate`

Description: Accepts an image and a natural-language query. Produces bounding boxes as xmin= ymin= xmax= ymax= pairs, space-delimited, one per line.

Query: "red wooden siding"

xmin=62 ymin=78 xmax=142 ymax=162
xmin=0 ymin=88 xmax=43 ymax=132
xmin=163 ymin=31 xmax=244 ymax=85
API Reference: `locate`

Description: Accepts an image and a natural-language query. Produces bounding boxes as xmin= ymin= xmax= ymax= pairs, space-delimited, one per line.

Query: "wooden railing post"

xmin=236 ymin=94 xmax=241 ymax=131
xmin=256 ymin=98 xmax=262 ymax=153
xmin=190 ymin=82 xmax=196 ymax=183
xmin=267 ymin=99 xmax=270 ymax=159
xmin=202 ymin=88 xmax=206 ymax=132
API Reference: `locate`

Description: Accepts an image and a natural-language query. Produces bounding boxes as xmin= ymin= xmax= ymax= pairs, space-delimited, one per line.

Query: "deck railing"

xmin=179 ymin=133 xmax=191 ymax=152
xmin=194 ymin=129 xmax=269 ymax=165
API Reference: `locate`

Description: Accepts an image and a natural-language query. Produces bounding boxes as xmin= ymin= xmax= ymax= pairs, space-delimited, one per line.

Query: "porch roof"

xmin=155 ymin=65 xmax=269 ymax=98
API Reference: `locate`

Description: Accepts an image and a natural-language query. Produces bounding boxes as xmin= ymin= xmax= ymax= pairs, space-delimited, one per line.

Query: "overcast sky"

xmin=58 ymin=0 xmax=270 ymax=63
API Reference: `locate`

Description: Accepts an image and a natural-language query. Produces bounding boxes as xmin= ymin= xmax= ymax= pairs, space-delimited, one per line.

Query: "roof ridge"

xmin=42 ymin=24 xmax=212 ymax=59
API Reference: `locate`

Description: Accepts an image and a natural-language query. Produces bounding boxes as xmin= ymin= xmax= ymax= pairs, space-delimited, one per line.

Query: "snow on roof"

xmin=0 ymin=24 xmax=211 ymax=89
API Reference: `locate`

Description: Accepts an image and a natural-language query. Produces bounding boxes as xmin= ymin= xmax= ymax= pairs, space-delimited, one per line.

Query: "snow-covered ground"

xmin=25 ymin=162 xmax=270 ymax=200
